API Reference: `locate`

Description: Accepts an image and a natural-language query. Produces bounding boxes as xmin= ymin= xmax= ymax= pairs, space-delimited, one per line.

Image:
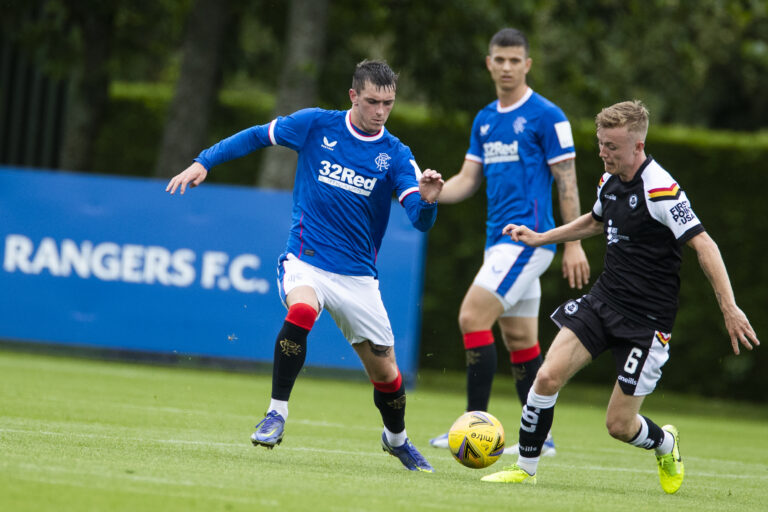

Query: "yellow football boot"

xmin=481 ymin=464 xmax=537 ymax=484
xmin=656 ymin=424 xmax=684 ymax=494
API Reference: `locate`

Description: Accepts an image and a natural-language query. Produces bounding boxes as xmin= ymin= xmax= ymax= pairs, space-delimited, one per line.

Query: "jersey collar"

xmin=496 ymin=87 xmax=533 ymax=113
xmin=345 ymin=110 xmax=385 ymax=142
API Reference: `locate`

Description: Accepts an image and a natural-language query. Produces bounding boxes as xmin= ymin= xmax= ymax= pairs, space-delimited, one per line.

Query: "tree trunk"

xmin=257 ymin=0 xmax=329 ymax=190
xmin=58 ymin=9 xmax=114 ymax=172
xmin=154 ymin=0 xmax=231 ymax=178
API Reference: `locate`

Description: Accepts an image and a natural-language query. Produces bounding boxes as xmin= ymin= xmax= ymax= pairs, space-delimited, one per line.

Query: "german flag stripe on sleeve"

xmin=597 ymin=175 xmax=606 ymax=189
xmin=648 ymin=182 xmax=681 ymax=202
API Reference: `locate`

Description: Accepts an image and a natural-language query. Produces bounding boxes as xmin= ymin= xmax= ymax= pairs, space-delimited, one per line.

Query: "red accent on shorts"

xmin=372 ymin=371 xmax=402 ymax=393
xmin=463 ymin=330 xmax=495 ymax=349
xmin=285 ymin=302 xmax=317 ymax=331
xmin=510 ymin=342 xmax=541 ymax=364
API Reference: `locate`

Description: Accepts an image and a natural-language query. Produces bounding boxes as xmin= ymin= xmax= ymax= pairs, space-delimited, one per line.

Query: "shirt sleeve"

xmin=465 ymin=112 xmax=484 ymax=164
xmin=270 ymin=108 xmax=319 ymax=151
xmin=540 ymin=106 xmax=576 ymax=166
xmin=646 ymin=186 xmax=705 ymax=243
xmin=394 ymin=149 xmax=438 ymax=232
xmin=194 ymin=124 xmax=272 ymax=170
xmin=194 ymin=108 xmax=319 ymax=170
xmin=591 ymin=173 xmax=610 ymax=221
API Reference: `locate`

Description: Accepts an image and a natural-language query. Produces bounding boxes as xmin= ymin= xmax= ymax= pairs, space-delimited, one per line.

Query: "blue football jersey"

xmin=466 ymin=88 xmax=575 ymax=251
xmin=195 ymin=108 xmax=436 ymax=277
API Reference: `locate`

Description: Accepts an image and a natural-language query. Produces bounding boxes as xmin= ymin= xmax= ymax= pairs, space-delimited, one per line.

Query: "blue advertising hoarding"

xmin=0 ymin=167 xmax=427 ymax=382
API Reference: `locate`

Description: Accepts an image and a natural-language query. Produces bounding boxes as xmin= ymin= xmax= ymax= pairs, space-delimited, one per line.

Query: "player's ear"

xmin=349 ymin=88 xmax=358 ymax=105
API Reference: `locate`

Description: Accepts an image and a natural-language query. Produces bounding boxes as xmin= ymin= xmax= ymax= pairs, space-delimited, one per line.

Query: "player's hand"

xmin=723 ymin=305 xmax=760 ymax=355
xmin=562 ymin=241 xmax=590 ymax=289
xmin=419 ymin=169 xmax=444 ymax=203
xmin=502 ymin=224 xmax=544 ymax=247
xmin=166 ymin=162 xmax=209 ymax=195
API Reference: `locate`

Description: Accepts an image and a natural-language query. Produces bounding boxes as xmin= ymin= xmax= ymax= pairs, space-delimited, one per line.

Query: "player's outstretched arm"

xmin=166 ymin=162 xmax=209 ymax=195
xmin=503 ymin=213 xmax=601 ymax=247
xmin=438 ymin=159 xmax=482 ymax=204
xmin=687 ymin=232 xmax=760 ymax=355
xmin=419 ymin=169 xmax=444 ymax=203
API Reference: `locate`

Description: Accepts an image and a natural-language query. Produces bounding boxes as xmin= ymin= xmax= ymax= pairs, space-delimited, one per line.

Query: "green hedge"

xmin=93 ymin=85 xmax=767 ymax=402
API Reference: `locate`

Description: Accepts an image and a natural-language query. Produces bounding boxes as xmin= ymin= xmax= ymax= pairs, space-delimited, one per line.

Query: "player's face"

xmin=349 ymin=81 xmax=396 ymax=134
xmin=486 ymin=45 xmax=531 ymax=94
xmin=597 ymin=126 xmax=642 ymax=178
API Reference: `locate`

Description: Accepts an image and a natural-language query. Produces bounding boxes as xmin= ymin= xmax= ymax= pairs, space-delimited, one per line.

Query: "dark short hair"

xmin=352 ymin=60 xmax=398 ymax=93
xmin=489 ymin=28 xmax=529 ymax=56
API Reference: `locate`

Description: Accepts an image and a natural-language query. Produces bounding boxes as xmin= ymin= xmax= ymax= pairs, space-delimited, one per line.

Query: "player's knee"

xmin=605 ymin=415 xmax=635 ymax=441
xmin=370 ymin=363 xmax=399 ymax=386
xmin=457 ymin=308 xmax=475 ymax=333
xmin=532 ymin=366 xmax=562 ymax=395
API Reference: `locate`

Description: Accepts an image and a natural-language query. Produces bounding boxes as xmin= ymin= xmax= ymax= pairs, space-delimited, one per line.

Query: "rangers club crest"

xmin=375 ymin=152 xmax=391 ymax=171
xmin=513 ymin=116 xmax=527 ymax=134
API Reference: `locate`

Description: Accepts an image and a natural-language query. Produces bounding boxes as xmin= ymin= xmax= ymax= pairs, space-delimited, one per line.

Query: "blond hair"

xmin=595 ymin=100 xmax=649 ymax=140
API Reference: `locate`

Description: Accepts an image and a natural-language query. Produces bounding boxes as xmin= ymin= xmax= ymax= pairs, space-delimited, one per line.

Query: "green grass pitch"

xmin=1 ymin=349 xmax=766 ymax=511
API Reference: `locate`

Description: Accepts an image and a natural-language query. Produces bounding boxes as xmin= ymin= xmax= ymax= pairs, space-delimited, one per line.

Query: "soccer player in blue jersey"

xmin=429 ymin=28 xmax=590 ymax=456
xmin=166 ymin=60 xmax=444 ymax=472
xmin=482 ymin=100 xmax=759 ymax=492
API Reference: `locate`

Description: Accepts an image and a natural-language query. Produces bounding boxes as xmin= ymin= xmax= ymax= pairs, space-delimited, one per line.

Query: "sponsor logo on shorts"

xmin=564 ymin=300 xmax=579 ymax=315
xmin=617 ymin=374 xmax=638 ymax=386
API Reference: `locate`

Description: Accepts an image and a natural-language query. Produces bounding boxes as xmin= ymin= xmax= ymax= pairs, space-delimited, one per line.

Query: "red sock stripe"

xmin=372 ymin=371 xmax=402 ymax=393
xmin=510 ymin=342 xmax=541 ymax=364
xmin=285 ymin=302 xmax=317 ymax=330
xmin=463 ymin=330 xmax=495 ymax=349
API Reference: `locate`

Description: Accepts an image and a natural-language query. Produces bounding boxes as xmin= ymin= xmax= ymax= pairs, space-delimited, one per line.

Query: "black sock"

xmin=511 ymin=354 xmax=543 ymax=405
xmin=271 ymin=320 xmax=308 ymax=401
xmin=466 ymin=344 xmax=496 ymax=411
xmin=629 ymin=415 xmax=666 ymax=450
xmin=373 ymin=379 xmax=406 ymax=434
xmin=517 ymin=393 xmax=556 ymax=458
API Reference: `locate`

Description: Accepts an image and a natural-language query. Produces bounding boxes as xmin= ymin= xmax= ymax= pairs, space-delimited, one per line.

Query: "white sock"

xmin=384 ymin=427 xmax=407 ymax=447
xmin=655 ymin=430 xmax=674 ymax=455
xmin=268 ymin=399 xmax=289 ymax=420
xmin=516 ymin=455 xmax=539 ymax=475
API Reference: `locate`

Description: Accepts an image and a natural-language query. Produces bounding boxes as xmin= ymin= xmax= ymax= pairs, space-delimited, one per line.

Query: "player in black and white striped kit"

xmin=481 ymin=100 xmax=760 ymax=493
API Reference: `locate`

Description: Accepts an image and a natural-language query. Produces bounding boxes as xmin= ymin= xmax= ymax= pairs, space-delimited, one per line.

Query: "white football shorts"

xmin=472 ymin=243 xmax=555 ymax=317
xmin=277 ymin=253 xmax=395 ymax=347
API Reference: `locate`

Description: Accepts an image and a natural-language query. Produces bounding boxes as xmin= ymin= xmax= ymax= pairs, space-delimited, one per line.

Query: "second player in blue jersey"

xmin=430 ymin=28 xmax=590 ymax=456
